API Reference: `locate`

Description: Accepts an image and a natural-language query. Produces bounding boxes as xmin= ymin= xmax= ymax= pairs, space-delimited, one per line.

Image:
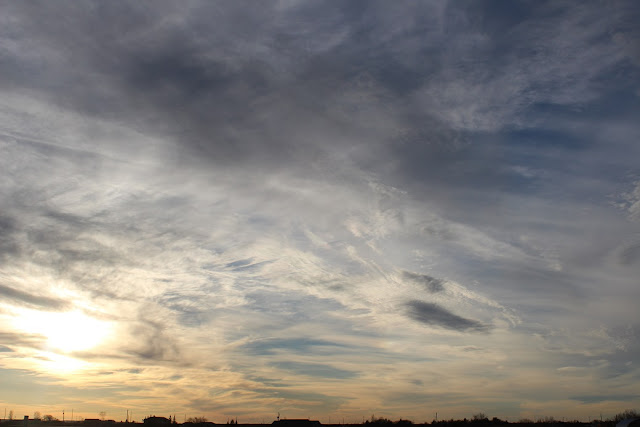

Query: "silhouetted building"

xmin=616 ymin=419 xmax=640 ymax=427
xmin=183 ymin=423 xmax=215 ymax=427
xmin=84 ymin=420 xmax=115 ymax=426
xmin=272 ymin=420 xmax=321 ymax=427
xmin=143 ymin=417 xmax=171 ymax=426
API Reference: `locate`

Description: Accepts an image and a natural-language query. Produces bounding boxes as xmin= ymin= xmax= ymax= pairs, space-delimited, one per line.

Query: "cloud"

xmin=618 ymin=241 xmax=640 ymax=265
xmin=0 ymin=332 xmax=46 ymax=351
xmin=124 ymin=318 xmax=182 ymax=363
xmin=0 ymin=284 xmax=70 ymax=311
xmin=241 ymin=338 xmax=348 ymax=356
xmin=0 ymin=214 xmax=20 ymax=262
xmin=570 ymin=394 xmax=640 ymax=404
xmin=405 ymin=301 xmax=490 ymax=333
xmin=623 ymin=181 xmax=640 ymax=222
xmin=401 ymin=271 xmax=445 ymax=293
xmin=270 ymin=361 xmax=358 ymax=379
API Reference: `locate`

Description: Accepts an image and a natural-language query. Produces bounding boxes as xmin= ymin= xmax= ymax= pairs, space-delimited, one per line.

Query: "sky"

xmin=1 ymin=0 xmax=640 ymax=423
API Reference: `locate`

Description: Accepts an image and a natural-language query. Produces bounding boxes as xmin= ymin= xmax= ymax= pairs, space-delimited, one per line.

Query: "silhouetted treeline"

xmin=429 ymin=419 xmax=613 ymax=427
xmin=0 ymin=420 xmax=623 ymax=427
xmin=1 ymin=409 xmax=638 ymax=427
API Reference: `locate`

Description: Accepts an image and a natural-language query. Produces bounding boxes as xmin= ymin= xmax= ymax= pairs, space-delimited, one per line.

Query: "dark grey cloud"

xmin=2 ymin=1 xmax=347 ymax=167
xmin=405 ymin=300 xmax=490 ymax=333
xmin=0 ymin=2 xmax=448 ymax=182
xmin=0 ymin=345 xmax=14 ymax=352
xmin=0 ymin=283 xmax=70 ymax=311
xmin=402 ymin=271 xmax=444 ymax=293
xmin=2 ymin=0 xmax=637 ymax=202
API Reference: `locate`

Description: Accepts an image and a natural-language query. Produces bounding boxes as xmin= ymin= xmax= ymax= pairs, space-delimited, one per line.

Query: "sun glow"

xmin=38 ymin=351 xmax=90 ymax=372
xmin=12 ymin=309 xmax=113 ymax=353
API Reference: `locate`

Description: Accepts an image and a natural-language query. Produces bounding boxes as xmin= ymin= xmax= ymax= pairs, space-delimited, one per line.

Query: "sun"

xmin=12 ymin=309 xmax=113 ymax=353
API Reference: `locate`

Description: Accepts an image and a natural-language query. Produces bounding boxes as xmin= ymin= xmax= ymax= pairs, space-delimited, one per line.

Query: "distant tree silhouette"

xmin=366 ymin=418 xmax=392 ymax=425
xmin=472 ymin=414 xmax=488 ymax=423
xmin=364 ymin=417 xmax=399 ymax=425
xmin=187 ymin=417 xmax=208 ymax=423
xmin=34 ymin=412 xmax=42 ymax=420
xmin=611 ymin=410 xmax=640 ymax=423
xmin=42 ymin=415 xmax=58 ymax=422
